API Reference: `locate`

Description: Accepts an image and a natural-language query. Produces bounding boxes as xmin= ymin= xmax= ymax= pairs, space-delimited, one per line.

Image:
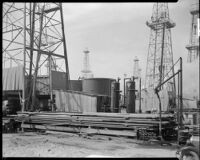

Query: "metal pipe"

xmin=60 ymin=3 xmax=70 ymax=90
xmin=22 ymin=3 xmax=26 ymax=112
xmin=155 ymin=89 xmax=162 ymax=143
xmin=139 ymin=78 xmax=142 ymax=113
xmin=156 ymin=70 xmax=180 ymax=90
xmin=28 ymin=3 xmax=36 ymax=85
xmin=169 ymin=29 xmax=177 ymax=111
xmin=159 ymin=23 xmax=166 ymax=90
xmin=27 ymin=3 xmax=36 ymax=110
xmin=180 ymin=57 xmax=183 ymax=128
xmin=31 ymin=5 xmax=45 ymax=110
xmin=197 ymin=51 xmax=200 ymax=108
xmin=177 ymin=69 xmax=180 ymax=144
xmin=177 ymin=70 xmax=180 ymax=125
xmin=124 ymin=78 xmax=125 ymax=106
xmin=153 ymin=4 xmax=158 ymax=88
xmin=49 ymin=55 xmax=53 ymax=112
xmin=154 ymin=67 xmax=181 ymax=144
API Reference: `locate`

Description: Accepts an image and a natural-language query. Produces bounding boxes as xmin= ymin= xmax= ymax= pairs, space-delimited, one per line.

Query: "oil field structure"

xmin=2 ymin=2 xmax=200 ymax=145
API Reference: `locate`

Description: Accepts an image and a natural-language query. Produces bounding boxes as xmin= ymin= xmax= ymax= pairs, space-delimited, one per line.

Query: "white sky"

xmin=63 ymin=1 xmax=198 ymax=98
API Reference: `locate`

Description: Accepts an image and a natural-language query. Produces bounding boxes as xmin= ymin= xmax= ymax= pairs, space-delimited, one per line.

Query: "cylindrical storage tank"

xmin=111 ymin=81 xmax=120 ymax=113
xmin=126 ymin=80 xmax=136 ymax=113
xmin=82 ymin=78 xmax=115 ymax=96
xmin=69 ymin=80 xmax=82 ymax=91
xmin=193 ymin=113 xmax=197 ymax=125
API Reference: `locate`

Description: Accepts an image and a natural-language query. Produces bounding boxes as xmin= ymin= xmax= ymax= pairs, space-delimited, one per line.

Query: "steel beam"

xmin=22 ymin=3 xmax=26 ymax=112
xmin=26 ymin=47 xmax=65 ymax=58
xmin=31 ymin=5 xmax=45 ymax=110
xmin=60 ymin=3 xmax=70 ymax=90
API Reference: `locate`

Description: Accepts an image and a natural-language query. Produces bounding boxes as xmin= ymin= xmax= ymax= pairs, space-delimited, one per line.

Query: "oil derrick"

xmin=81 ymin=48 xmax=93 ymax=79
xmin=133 ymin=56 xmax=141 ymax=89
xmin=3 ymin=3 xmax=70 ymax=111
xmin=144 ymin=3 xmax=176 ymax=110
xmin=133 ymin=56 xmax=140 ymax=78
xmin=186 ymin=0 xmax=199 ymax=62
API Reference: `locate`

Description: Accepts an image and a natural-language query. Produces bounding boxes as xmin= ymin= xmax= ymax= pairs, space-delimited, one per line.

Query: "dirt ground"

xmin=3 ymin=131 xmax=178 ymax=157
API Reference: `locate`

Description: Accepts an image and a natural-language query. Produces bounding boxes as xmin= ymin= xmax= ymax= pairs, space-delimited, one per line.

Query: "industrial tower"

xmin=81 ymin=48 xmax=93 ymax=79
xmin=3 ymin=3 xmax=70 ymax=111
xmin=144 ymin=3 xmax=176 ymax=111
xmin=133 ymin=56 xmax=142 ymax=112
xmin=133 ymin=56 xmax=141 ymax=90
xmin=133 ymin=56 xmax=140 ymax=78
xmin=186 ymin=0 xmax=199 ymax=62
xmin=145 ymin=3 xmax=176 ymax=91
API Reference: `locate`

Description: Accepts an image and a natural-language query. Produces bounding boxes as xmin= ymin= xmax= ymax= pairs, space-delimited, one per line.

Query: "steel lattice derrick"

xmin=3 ymin=3 xmax=70 ymax=111
xmin=144 ymin=3 xmax=176 ymax=110
xmin=186 ymin=0 xmax=199 ymax=62
xmin=145 ymin=3 xmax=175 ymax=89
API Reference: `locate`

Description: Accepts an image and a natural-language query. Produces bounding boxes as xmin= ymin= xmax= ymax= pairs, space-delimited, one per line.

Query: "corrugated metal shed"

xmin=54 ymin=90 xmax=97 ymax=112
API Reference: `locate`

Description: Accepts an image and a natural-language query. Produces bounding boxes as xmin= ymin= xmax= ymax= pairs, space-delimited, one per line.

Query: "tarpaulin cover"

xmin=54 ymin=90 xmax=97 ymax=112
xmin=3 ymin=66 xmax=24 ymax=91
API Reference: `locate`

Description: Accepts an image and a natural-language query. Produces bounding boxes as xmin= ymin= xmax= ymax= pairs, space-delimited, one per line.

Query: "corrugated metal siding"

xmin=3 ymin=66 xmax=24 ymax=91
xmin=54 ymin=90 xmax=97 ymax=112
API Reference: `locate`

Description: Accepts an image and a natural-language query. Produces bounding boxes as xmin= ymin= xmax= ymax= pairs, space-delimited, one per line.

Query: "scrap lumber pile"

xmin=16 ymin=112 xmax=177 ymax=140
